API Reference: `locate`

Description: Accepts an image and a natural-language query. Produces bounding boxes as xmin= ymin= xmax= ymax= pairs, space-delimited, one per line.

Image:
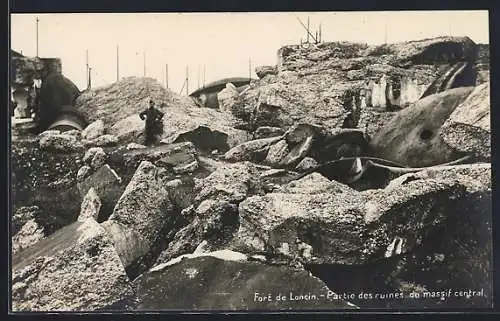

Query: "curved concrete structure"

xmin=47 ymin=118 xmax=85 ymax=131
xmin=189 ymin=77 xmax=254 ymax=97
xmin=189 ymin=77 xmax=254 ymax=109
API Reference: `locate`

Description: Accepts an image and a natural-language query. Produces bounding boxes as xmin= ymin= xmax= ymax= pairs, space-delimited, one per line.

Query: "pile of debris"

xmin=11 ymin=36 xmax=492 ymax=312
xmin=75 ymin=77 xmax=250 ymax=152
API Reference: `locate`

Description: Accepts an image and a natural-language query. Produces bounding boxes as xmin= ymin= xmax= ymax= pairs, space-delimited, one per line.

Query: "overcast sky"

xmin=11 ymin=11 xmax=489 ymax=93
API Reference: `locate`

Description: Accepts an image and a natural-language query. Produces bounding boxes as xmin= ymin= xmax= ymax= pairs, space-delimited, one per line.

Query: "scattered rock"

xmin=39 ymin=132 xmax=84 ymax=153
xmin=38 ymin=130 xmax=61 ymax=140
xmin=82 ymin=120 xmax=105 ymax=141
xmin=91 ymin=152 xmax=107 ymax=170
xmin=63 ymin=130 xmax=82 ymax=139
xmin=265 ymin=140 xmax=289 ymax=165
xmin=173 ymin=160 xmax=199 ymax=175
xmin=12 ymin=219 xmax=45 ymax=255
xmin=101 ymin=161 xmax=174 ymax=268
xmin=94 ymin=78 xmax=250 ymax=150
xmin=254 ymin=126 xmax=285 ymax=139
xmin=11 ymin=219 xmax=133 ymax=311
xmin=83 ymin=147 xmax=104 ymax=164
xmin=12 ymin=206 xmax=40 ymax=236
xmin=76 ymin=165 xmax=92 ymax=183
xmin=77 ymin=164 xmax=122 ymax=197
xmin=440 ymin=82 xmax=490 ymax=160
xmin=285 ymin=123 xmax=324 ymax=145
xmin=78 ymin=188 xmax=101 ymax=222
xmin=170 ymin=125 xmax=250 ymax=154
xmin=224 ymin=136 xmax=283 ymax=162
xmin=126 ymin=143 xmax=147 ymax=150
xmin=280 ymin=135 xmax=314 ymax=167
xmin=84 ymin=134 xmax=119 ymax=147
xmin=197 ymin=156 xmax=225 ymax=173
xmin=193 ymin=162 xmax=264 ymax=204
xmin=232 ymin=163 xmax=491 ymax=266
xmin=255 ymin=65 xmax=278 ymax=78
xmin=155 ymin=200 xmax=239 ymax=263
xmin=77 ymin=164 xmax=123 ymax=221
xmin=295 ymin=157 xmax=318 ymax=172
xmin=260 ymin=168 xmax=287 ymax=178
xmin=135 ymin=255 xmax=358 ymax=310
xmin=122 ymin=142 xmax=198 ymax=171
xmin=217 ymin=83 xmax=240 ymax=114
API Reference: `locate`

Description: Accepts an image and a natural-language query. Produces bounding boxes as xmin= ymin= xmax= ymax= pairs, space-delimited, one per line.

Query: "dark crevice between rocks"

xmin=391 ymin=192 xmax=493 ymax=308
xmin=31 ymin=185 xmax=81 ymax=236
xmin=173 ymin=126 xmax=230 ymax=154
xmin=304 ymin=190 xmax=493 ymax=309
xmin=450 ymin=61 xmax=477 ymax=89
xmin=408 ymin=41 xmax=476 ymax=66
xmin=341 ymin=89 xmax=362 ymax=129
xmin=201 ymin=203 xmax=241 ymax=251
xmin=304 ymin=257 xmax=403 ymax=308
xmin=124 ymin=198 xmax=189 ymax=281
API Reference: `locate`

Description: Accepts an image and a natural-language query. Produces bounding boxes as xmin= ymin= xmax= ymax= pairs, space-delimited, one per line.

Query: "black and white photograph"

xmin=9 ymin=11 xmax=492 ymax=312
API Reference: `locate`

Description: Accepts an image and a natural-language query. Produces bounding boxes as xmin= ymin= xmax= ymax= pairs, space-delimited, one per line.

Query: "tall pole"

xmin=384 ymin=13 xmax=388 ymax=44
xmin=86 ymin=49 xmax=89 ymax=89
xmin=116 ymin=45 xmax=119 ymax=81
xmin=249 ymin=58 xmax=252 ymax=79
xmin=203 ymin=65 xmax=206 ymax=87
xmin=36 ymin=17 xmax=39 ymax=57
xmin=186 ymin=65 xmax=189 ymax=95
xmin=307 ymin=16 xmax=310 ymax=43
xmin=88 ymin=67 xmax=92 ymax=90
xmin=319 ymin=23 xmax=322 ymax=42
xmin=165 ymin=64 xmax=169 ymax=88
xmin=143 ymin=51 xmax=146 ymax=77
xmin=197 ymin=65 xmax=200 ymax=89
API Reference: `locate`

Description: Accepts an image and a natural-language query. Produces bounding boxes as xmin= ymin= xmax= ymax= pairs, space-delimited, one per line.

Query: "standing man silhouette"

xmin=139 ymin=99 xmax=164 ymax=146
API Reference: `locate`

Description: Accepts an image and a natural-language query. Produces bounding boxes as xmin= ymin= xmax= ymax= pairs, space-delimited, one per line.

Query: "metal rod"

xmin=295 ymin=15 xmax=317 ymax=43
xmin=366 ymin=155 xmax=472 ymax=174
